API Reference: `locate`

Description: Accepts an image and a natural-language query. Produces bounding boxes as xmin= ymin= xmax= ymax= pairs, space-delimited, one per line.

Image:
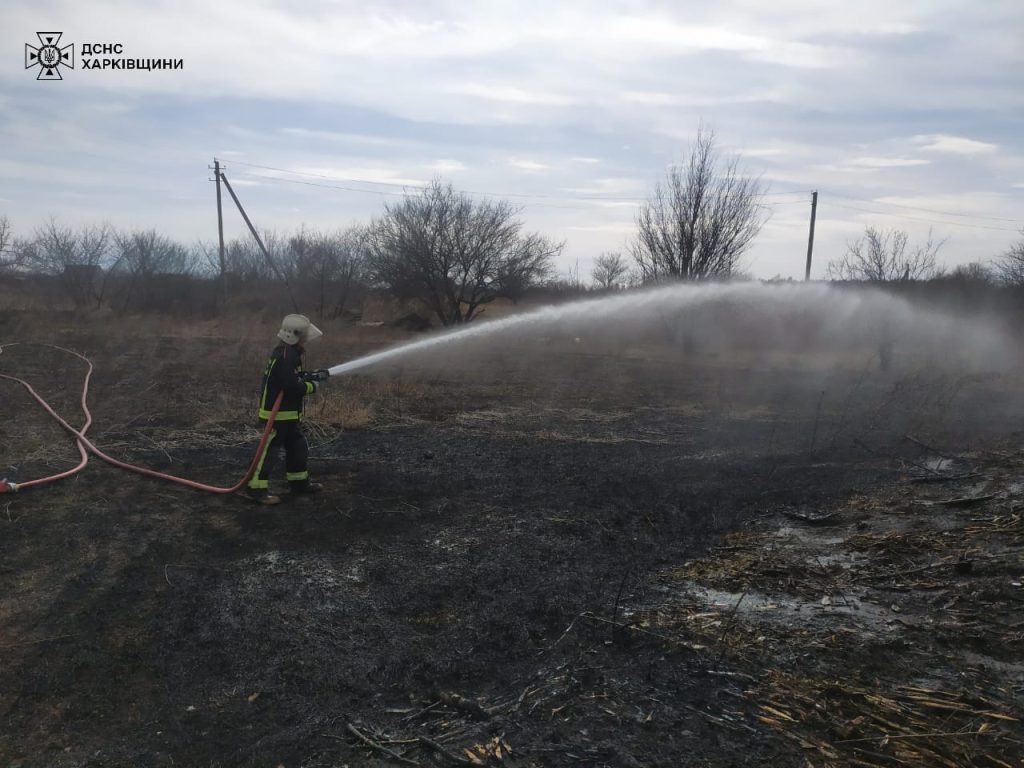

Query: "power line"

xmin=220 ymin=158 xmax=1019 ymax=231
xmin=226 ymin=157 xmax=810 ymax=204
xmin=237 ymin=171 xmax=810 ymax=215
xmin=240 ymin=172 xmax=626 ymax=211
xmin=226 ymin=160 xmax=421 ymax=191
xmin=237 ymin=172 xmax=406 ymax=198
xmin=825 ymin=201 xmax=1021 ymax=232
xmin=252 ymin=173 xmax=613 ymax=210
xmin=824 ymin=189 xmax=1022 ymax=224
xmin=228 ymin=159 xmax=648 ymax=201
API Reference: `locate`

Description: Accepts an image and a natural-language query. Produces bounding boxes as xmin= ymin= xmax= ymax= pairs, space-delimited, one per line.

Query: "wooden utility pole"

xmin=804 ymin=190 xmax=818 ymax=281
xmin=219 ymin=170 xmax=299 ymax=311
xmin=213 ymin=158 xmax=226 ymax=305
xmin=214 ymin=159 xmax=225 ymax=278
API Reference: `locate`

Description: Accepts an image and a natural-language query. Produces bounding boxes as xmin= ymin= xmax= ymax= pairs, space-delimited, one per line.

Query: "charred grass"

xmin=1 ymin=312 xmax=1023 ymax=767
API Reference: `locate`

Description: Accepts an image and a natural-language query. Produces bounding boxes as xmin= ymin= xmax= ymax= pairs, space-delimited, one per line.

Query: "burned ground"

xmin=1 ymin=329 xmax=1022 ymax=767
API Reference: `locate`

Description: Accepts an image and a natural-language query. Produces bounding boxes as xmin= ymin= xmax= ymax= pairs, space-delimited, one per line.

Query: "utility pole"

xmin=219 ymin=169 xmax=299 ymax=312
xmin=804 ymin=190 xmax=818 ymax=281
xmin=213 ymin=158 xmax=226 ymax=304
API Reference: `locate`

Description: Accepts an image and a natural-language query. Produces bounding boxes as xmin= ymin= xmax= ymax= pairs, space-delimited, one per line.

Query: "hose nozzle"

xmin=0 ymin=479 xmax=18 ymax=494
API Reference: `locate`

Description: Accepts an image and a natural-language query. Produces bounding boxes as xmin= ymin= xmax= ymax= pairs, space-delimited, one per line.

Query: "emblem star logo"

xmin=25 ymin=32 xmax=74 ymax=80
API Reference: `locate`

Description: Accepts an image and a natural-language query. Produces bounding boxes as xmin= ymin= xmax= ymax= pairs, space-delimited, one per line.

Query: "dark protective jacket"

xmin=257 ymin=342 xmax=315 ymax=422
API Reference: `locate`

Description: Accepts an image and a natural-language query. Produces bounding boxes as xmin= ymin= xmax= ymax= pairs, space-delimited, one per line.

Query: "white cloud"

xmin=875 ymin=22 xmax=920 ymax=35
xmin=508 ymin=159 xmax=551 ymax=172
xmin=743 ymin=148 xmax=787 ymax=158
xmin=426 ymin=159 xmax=466 ymax=173
xmin=621 ymin=91 xmax=680 ymax=106
xmin=249 ymin=165 xmax=425 ymax=187
xmin=844 ymin=157 xmax=932 ymax=169
xmin=558 ymin=178 xmax=646 ymax=196
xmin=601 ymin=17 xmax=844 ymax=69
xmin=591 ymin=201 xmax=641 ymax=209
xmin=913 ymin=134 xmax=999 ymax=155
xmin=448 ymin=83 xmax=572 ymax=106
xmin=565 ymin=222 xmax=636 ymax=234
xmin=280 ymin=128 xmax=414 ymax=148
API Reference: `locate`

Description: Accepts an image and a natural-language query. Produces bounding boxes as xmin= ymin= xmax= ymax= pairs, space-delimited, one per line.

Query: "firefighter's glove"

xmin=299 ymin=369 xmax=330 ymax=384
xmin=306 ymin=380 xmax=319 ymax=395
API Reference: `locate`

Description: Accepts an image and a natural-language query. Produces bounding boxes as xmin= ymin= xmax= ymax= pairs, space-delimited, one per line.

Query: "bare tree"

xmin=291 ymin=227 xmax=370 ymax=318
xmin=367 ymin=179 xmax=561 ymax=325
xmin=328 ymin=227 xmax=371 ymax=318
xmin=260 ymin=229 xmax=294 ymax=282
xmin=110 ymin=229 xmax=194 ymax=312
xmin=494 ymin=232 xmax=557 ymax=305
xmin=0 ymin=216 xmax=22 ymax=272
xmin=591 ymin=251 xmax=629 ymax=289
xmin=114 ymin=229 xmax=193 ymax=276
xmin=632 ymin=126 xmax=767 ymax=282
xmin=827 ymin=226 xmax=946 ymax=282
xmin=223 ymin=237 xmax=265 ymax=281
xmin=944 ymin=261 xmax=995 ymax=285
xmin=993 ymin=232 xmax=1024 ymax=286
xmin=24 ymin=219 xmax=114 ymax=308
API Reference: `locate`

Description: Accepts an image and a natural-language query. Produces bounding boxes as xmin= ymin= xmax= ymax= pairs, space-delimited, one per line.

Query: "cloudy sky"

xmin=2 ymin=0 xmax=1022 ymax=279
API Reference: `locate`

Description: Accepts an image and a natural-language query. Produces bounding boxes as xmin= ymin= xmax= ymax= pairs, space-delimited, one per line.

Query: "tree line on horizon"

xmin=2 ymin=128 xmax=1022 ymax=325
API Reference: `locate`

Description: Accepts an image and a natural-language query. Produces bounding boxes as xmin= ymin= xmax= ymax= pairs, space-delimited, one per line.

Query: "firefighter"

xmin=245 ymin=314 xmax=328 ymax=505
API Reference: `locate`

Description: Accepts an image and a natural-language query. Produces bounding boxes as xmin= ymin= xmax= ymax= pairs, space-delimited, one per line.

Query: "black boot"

xmin=289 ymin=481 xmax=323 ymax=495
xmin=243 ymin=488 xmax=281 ymax=505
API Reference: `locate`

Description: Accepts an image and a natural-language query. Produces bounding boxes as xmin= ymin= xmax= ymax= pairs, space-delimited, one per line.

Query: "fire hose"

xmin=0 ymin=343 xmax=285 ymax=495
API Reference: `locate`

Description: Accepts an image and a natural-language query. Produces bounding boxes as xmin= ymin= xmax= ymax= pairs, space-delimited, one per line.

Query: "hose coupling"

xmin=0 ymin=478 xmax=18 ymax=494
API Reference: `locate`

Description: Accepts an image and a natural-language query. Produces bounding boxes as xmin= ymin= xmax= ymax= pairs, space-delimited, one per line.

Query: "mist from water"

xmin=327 ymin=282 xmax=1016 ymax=378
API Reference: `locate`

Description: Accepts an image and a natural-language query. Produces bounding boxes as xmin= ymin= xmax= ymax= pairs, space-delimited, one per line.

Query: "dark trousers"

xmin=248 ymin=420 xmax=310 ymax=491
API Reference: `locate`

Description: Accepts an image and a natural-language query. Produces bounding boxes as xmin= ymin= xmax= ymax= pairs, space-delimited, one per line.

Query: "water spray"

xmin=325 ymin=282 xmax=1011 ymax=378
xmin=2 ymin=282 xmax=1013 ymax=496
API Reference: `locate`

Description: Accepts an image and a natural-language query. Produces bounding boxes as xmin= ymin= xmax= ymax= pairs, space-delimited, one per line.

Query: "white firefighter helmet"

xmin=277 ymin=314 xmax=323 ymax=345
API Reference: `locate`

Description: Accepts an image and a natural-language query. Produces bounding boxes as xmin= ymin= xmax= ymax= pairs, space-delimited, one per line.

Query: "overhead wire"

xmin=823 ymin=201 xmax=1021 ymax=233
xmin=822 ymin=189 xmax=1022 ymax=224
xmin=226 ymin=158 xmax=1020 ymax=225
xmin=222 ymin=164 xmax=812 ymax=215
xmin=220 ymin=158 xmax=1021 ymax=234
xmin=225 ymin=158 xmax=812 ymax=203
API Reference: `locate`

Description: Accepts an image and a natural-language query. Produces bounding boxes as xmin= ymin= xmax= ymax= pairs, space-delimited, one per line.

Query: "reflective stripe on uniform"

xmin=259 ymin=358 xmax=276 ymax=413
xmin=287 ymin=470 xmax=309 ymax=481
xmin=259 ymin=409 xmax=301 ymax=421
xmin=247 ymin=429 xmax=277 ymax=490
